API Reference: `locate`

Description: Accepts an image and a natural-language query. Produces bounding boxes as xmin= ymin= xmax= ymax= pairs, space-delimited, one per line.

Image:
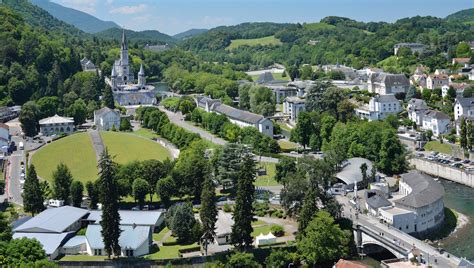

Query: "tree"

xmin=166 ymin=203 xmax=196 ymax=243
xmin=292 ymin=111 xmax=313 ymax=148
xmin=70 ymin=181 xmax=83 ymax=208
xmin=52 ymin=163 xmax=73 ymax=205
xmin=0 ymin=212 xmax=12 ymax=242
xmin=37 ymin=96 xmax=59 ymax=118
xmin=97 ymin=149 xmax=121 ymax=258
xmin=266 ymin=248 xmax=298 ymax=268
xmin=1 ymin=238 xmax=48 ymax=267
xmin=85 ymin=181 xmax=99 ymax=209
xmin=468 ymin=121 xmax=474 ymax=151
xmin=298 ymin=188 xmax=318 ymax=234
xmin=226 ymin=252 xmax=261 ymax=268
xmin=140 ymin=159 xmax=164 ymax=202
xmin=360 ymin=163 xmax=368 ymax=188
xmin=22 ymin=165 xmax=44 ymax=216
xmin=275 ymin=157 xmax=296 ymax=184
xmin=231 ymin=152 xmax=256 ymax=250
xmin=460 ymin=117 xmax=468 ymax=149
xmin=287 ymin=65 xmax=300 ymax=81
xmin=456 ymin=42 xmax=471 ymax=58
xmin=297 ymin=211 xmax=349 ymax=265
xmin=119 ymin=118 xmax=132 ymax=131
xmin=156 ymin=177 xmax=174 ymax=208
xmin=102 ymin=84 xmax=115 ymax=109
xmin=132 ymin=178 xmax=149 ymax=209
xmin=337 ymin=99 xmax=355 ymax=123
xmin=378 ymin=130 xmax=407 ymax=175
xmin=19 ymin=101 xmax=39 ymax=137
xmin=216 ymin=143 xmax=247 ymax=188
xmin=200 ymin=176 xmax=217 ymax=255
xmin=385 ymin=114 xmax=399 ymax=129
xmin=67 ymin=98 xmax=87 ymax=125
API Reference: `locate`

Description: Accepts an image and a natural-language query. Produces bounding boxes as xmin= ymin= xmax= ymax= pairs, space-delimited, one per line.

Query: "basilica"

xmin=107 ymin=30 xmax=158 ymax=106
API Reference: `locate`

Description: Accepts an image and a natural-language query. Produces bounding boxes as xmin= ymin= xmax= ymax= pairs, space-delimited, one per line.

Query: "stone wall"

xmin=409 ymin=158 xmax=474 ymax=188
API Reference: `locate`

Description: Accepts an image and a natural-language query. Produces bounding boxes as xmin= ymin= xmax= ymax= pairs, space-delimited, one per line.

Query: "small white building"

xmin=39 ymin=114 xmax=75 ymax=136
xmin=0 ymin=123 xmax=10 ymax=152
xmin=426 ymin=74 xmax=449 ymax=90
xmin=421 ymin=110 xmax=450 ymax=136
xmin=393 ymin=43 xmax=426 ymax=55
xmin=355 ymin=94 xmax=401 ymax=121
xmin=93 ymin=107 xmax=121 ymax=131
xmin=367 ymin=73 xmax=410 ymax=95
xmin=454 ymin=97 xmax=474 ymax=121
xmin=407 ymin=99 xmax=429 ymax=126
xmin=255 ymin=232 xmax=276 ymax=247
xmin=283 ymin=96 xmax=305 ymax=123
xmin=215 ymin=210 xmax=233 ymax=245
xmin=441 ymin=85 xmax=451 ymax=98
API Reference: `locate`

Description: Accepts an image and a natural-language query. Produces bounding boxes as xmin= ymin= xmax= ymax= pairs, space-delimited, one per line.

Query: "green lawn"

xmin=133 ymin=128 xmax=159 ymax=140
xmin=227 ymin=35 xmax=282 ymax=50
xmin=144 ymin=242 xmax=199 ymax=260
xmin=251 ymin=224 xmax=276 ymax=237
xmin=424 ymin=141 xmax=452 ymax=155
xmin=32 ymin=133 xmax=98 ymax=183
xmin=153 ymin=227 xmax=170 ymax=243
xmin=278 ymin=140 xmax=299 ymax=151
xmin=276 ymin=122 xmax=293 ymax=132
xmin=251 ymin=72 xmax=289 ymax=82
xmin=101 ymin=131 xmax=171 ymax=164
xmin=59 ymin=255 xmax=108 ymax=261
xmin=255 ymin=162 xmax=280 ymax=187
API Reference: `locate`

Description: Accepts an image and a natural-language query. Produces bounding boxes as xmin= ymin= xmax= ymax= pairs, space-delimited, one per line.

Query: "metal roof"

xmin=39 ymin=114 xmax=74 ymax=125
xmin=214 ymin=103 xmax=264 ymax=124
xmin=94 ymin=107 xmax=120 ymax=118
xmin=215 ymin=211 xmax=234 ymax=236
xmin=14 ymin=206 xmax=89 ymax=233
xmin=13 ymin=232 xmax=71 ymax=255
xmin=87 ymin=210 xmax=163 ymax=227
xmin=336 ymin=158 xmax=373 ymax=185
xmin=62 ymin=235 xmax=87 ymax=248
xmin=364 ymin=190 xmax=391 ymax=210
xmin=395 ymin=171 xmax=445 ymax=209
xmin=86 ymin=224 xmax=150 ymax=250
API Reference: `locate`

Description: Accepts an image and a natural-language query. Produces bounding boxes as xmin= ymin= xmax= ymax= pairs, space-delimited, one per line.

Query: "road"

xmin=159 ymin=106 xmax=279 ymax=163
xmin=5 ymin=119 xmax=26 ymax=205
xmin=337 ymin=194 xmax=461 ymax=268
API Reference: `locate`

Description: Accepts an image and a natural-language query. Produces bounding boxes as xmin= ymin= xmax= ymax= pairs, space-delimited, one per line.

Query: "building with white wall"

xmin=393 ymin=43 xmax=426 ymax=55
xmin=94 ymin=107 xmax=121 ymax=131
xmin=407 ymin=99 xmax=428 ymax=126
xmin=39 ymin=114 xmax=75 ymax=136
xmin=426 ymin=74 xmax=449 ymax=90
xmin=420 ymin=110 xmax=450 ymax=136
xmin=367 ymin=73 xmax=410 ymax=95
xmin=355 ymin=94 xmax=401 ymax=121
xmin=283 ymin=96 xmax=305 ymax=123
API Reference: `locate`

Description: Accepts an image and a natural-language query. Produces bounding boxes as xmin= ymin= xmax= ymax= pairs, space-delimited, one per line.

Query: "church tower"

xmin=111 ymin=66 xmax=117 ymax=89
xmin=138 ymin=64 xmax=146 ymax=86
xmin=119 ymin=29 xmax=133 ymax=83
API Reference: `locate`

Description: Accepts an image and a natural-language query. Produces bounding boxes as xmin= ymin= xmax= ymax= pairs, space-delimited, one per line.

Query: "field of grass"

xmin=227 ymin=35 xmax=282 ymax=50
xmin=153 ymin=227 xmax=170 ymax=243
xmin=424 ymin=141 xmax=452 ymax=155
xmin=278 ymin=140 xmax=299 ymax=151
xmin=133 ymin=128 xmax=159 ymax=140
xmin=251 ymin=224 xmax=276 ymax=237
xmin=145 ymin=241 xmax=199 ymax=260
xmin=32 ymin=133 xmax=98 ymax=183
xmin=251 ymin=72 xmax=289 ymax=82
xmin=255 ymin=162 xmax=280 ymax=187
xmin=101 ymin=132 xmax=171 ymax=164
xmin=302 ymin=22 xmax=336 ymax=31
xmin=59 ymin=255 xmax=108 ymax=261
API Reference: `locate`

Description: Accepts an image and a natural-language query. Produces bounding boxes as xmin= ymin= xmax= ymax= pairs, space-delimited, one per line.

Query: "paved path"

xmin=158 ymin=106 xmax=279 ymax=163
xmin=5 ymin=120 xmax=25 ymax=206
xmin=337 ymin=194 xmax=462 ymax=268
xmin=89 ymin=130 xmax=105 ymax=161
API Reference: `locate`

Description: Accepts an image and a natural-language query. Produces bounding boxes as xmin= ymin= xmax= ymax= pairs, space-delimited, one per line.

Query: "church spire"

xmin=121 ymin=29 xmax=128 ymax=50
xmin=138 ymin=64 xmax=145 ymax=76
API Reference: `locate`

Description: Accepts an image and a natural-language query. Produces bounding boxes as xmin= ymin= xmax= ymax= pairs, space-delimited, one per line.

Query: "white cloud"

xmin=110 ymin=4 xmax=147 ymax=14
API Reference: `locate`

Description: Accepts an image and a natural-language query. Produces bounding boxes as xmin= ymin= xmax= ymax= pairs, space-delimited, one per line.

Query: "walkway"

xmin=89 ymin=130 xmax=105 ymax=161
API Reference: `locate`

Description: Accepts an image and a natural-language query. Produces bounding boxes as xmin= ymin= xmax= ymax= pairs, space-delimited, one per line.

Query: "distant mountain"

xmin=446 ymin=8 xmax=474 ymax=23
xmin=2 ymin=0 xmax=84 ymax=35
xmin=173 ymin=29 xmax=208 ymax=40
xmin=29 ymin=0 xmax=119 ymax=33
xmin=95 ymin=28 xmax=176 ymax=45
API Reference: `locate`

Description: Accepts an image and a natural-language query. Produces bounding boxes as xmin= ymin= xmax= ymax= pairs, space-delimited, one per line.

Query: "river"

xmin=440 ymin=180 xmax=474 ymax=261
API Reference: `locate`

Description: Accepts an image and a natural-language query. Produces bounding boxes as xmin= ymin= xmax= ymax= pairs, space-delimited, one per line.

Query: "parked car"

xmin=463 ymin=159 xmax=471 ymax=164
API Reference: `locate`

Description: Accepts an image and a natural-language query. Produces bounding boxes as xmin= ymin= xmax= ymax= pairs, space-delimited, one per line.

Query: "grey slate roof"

xmin=195 ymin=96 xmax=221 ymax=109
xmin=86 ymin=210 xmax=163 ymax=227
xmin=395 ymin=171 xmax=445 ymax=209
xmin=370 ymin=73 xmax=409 ymax=87
xmin=256 ymin=72 xmax=275 ymax=84
xmin=13 ymin=232 xmax=71 ymax=255
xmin=86 ymin=224 xmax=150 ymax=250
xmin=214 ymin=103 xmax=264 ymax=125
xmin=407 ymin=98 xmax=428 ymax=111
xmin=423 ymin=110 xmax=450 ymax=121
xmin=14 ymin=206 xmax=89 ymax=233
xmin=364 ymin=190 xmax=391 ymax=210
xmin=373 ymin=94 xmax=399 ymax=103
xmin=215 ymin=210 xmax=234 ymax=236
xmin=94 ymin=107 xmax=120 ymax=118
xmin=284 ymin=96 xmax=305 ymax=104
xmin=456 ymin=97 xmax=474 ymax=108
xmin=336 ymin=158 xmax=373 ymax=185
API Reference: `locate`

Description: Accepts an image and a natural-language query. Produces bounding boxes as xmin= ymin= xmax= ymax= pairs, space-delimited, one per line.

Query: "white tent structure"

xmin=255 ymin=232 xmax=276 ymax=247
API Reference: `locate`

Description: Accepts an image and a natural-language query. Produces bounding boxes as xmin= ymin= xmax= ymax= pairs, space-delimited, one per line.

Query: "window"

xmin=94 ymin=249 xmax=102 ymax=255
xmin=266 ymin=126 xmax=269 ymax=130
xmin=125 ymin=249 xmax=134 ymax=257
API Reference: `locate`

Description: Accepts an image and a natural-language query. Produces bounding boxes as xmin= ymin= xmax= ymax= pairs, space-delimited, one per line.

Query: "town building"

xmin=80 ymin=57 xmax=97 ymax=72
xmin=108 ymin=30 xmax=158 ymax=106
xmin=355 ymin=94 xmax=401 ymax=121
xmin=144 ymin=43 xmax=170 ymax=52
xmin=85 ymin=210 xmax=164 ymax=232
xmin=452 ymin=58 xmax=471 ymax=65
xmin=195 ymin=96 xmax=274 ymax=137
xmin=420 ymin=110 xmax=450 ymax=136
xmin=93 ymin=107 xmax=121 ymax=131
xmin=215 ymin=210 xmax=233 ymax=245
xmin=335 ymin=158 xmax=373 ymax=187
xmin=367 ymin=72 xmax=410 ymax=95
xmin=39 ymin=114 xmax=75 ymax=136
xmin=320 ymin=63 xmax=357 ymax=80
xmin=367 ymin=171 xmax=445 ymax=234
xmin=283 ymin=96 xmax=305 ymax=123
xmin=0 ymin=123 xmax=9 ymax=153
xmin=426 ymin=74 xmax=449 ymax=90
xmin=454 ymin=97 xmax=474 ymax=122
xmin=470 ymin=70 xmax=474 ymax=81
xmin=266 ymin=85 xmax=298 ymax=104
xmin=0 ymin=106 xmax=19 ymax=123
xmin=407 ymin=99 xmax=429 ymax=126
xmin=393 ymin=43 xmax=426 ymax=55
xmin=410 ymin=66 xmax=427 ymax=89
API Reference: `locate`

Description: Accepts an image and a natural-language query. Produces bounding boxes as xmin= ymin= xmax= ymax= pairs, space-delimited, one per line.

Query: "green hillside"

xmin=95 ymin=27 xmax=176 ymax=45
xmin=227 ymin=35 xmax=282 ymax=50
xmin=173 ymin=28 xmax=208 ymax=40
xmin=446 ymin=8 xmax=474 ymax=22
xmin=30 ymin=0 xmax=119 ymax=33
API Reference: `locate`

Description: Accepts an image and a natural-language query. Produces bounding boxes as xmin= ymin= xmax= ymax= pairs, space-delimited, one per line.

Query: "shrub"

xmin=223 ymin=203 xmax=232 ymax=212
xmin=271 ymin=225 xmax=285 ymax=237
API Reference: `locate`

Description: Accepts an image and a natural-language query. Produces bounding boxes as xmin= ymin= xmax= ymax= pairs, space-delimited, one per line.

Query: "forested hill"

xmin=1 ymin=0 xmax=84 ymax=36
xmin=29 ymin=0 xmax=120 ymax=33
xmin=173 ymin=28 xmax=208 ymax=40
xmin=446 ymin=8 xmax=474 ymax=23
xmin=95 ymin=28 xmax=176 ymax=45
xmin=180 ymin=14 xmax=473 ymax=72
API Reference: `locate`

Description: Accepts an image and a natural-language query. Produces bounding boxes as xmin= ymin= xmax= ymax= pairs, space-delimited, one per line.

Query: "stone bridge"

xmin=354 ymin=224 xmax=409 ymax=259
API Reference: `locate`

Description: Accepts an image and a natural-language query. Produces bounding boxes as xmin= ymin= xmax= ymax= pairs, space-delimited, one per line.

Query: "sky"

xmin=51 ymin=0 xmax=474 ymax=35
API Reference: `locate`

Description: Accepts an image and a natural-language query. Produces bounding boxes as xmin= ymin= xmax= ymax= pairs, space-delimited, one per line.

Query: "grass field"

xmin=424 ymin=141 xmax=452 ymax=155
xmin=278 ymin=140 xmax=299 ymax=151
xmin=251 ymin=72 xmax=289 ymax=82
xmin=227 ymin=35 xmax=282 ymax=50
xmin=251 ymin=224 xmax=276 ymax=237
xmin=101 ymin=132 xmax=171 ymax=164
xmin=145 ymin=241 xmax=199 ymax=259
xmin=32 ymin=133 xmax=98 ymax=183
xmin=303 ymin=22 xmax=336 ymax=31
xmin=133 ymin=128 xmax=159 ymax=140
xmin=152 ymin=227 xmax=170 ymax=243
xmin=255 ymin=162 xmax=280 ymax=187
